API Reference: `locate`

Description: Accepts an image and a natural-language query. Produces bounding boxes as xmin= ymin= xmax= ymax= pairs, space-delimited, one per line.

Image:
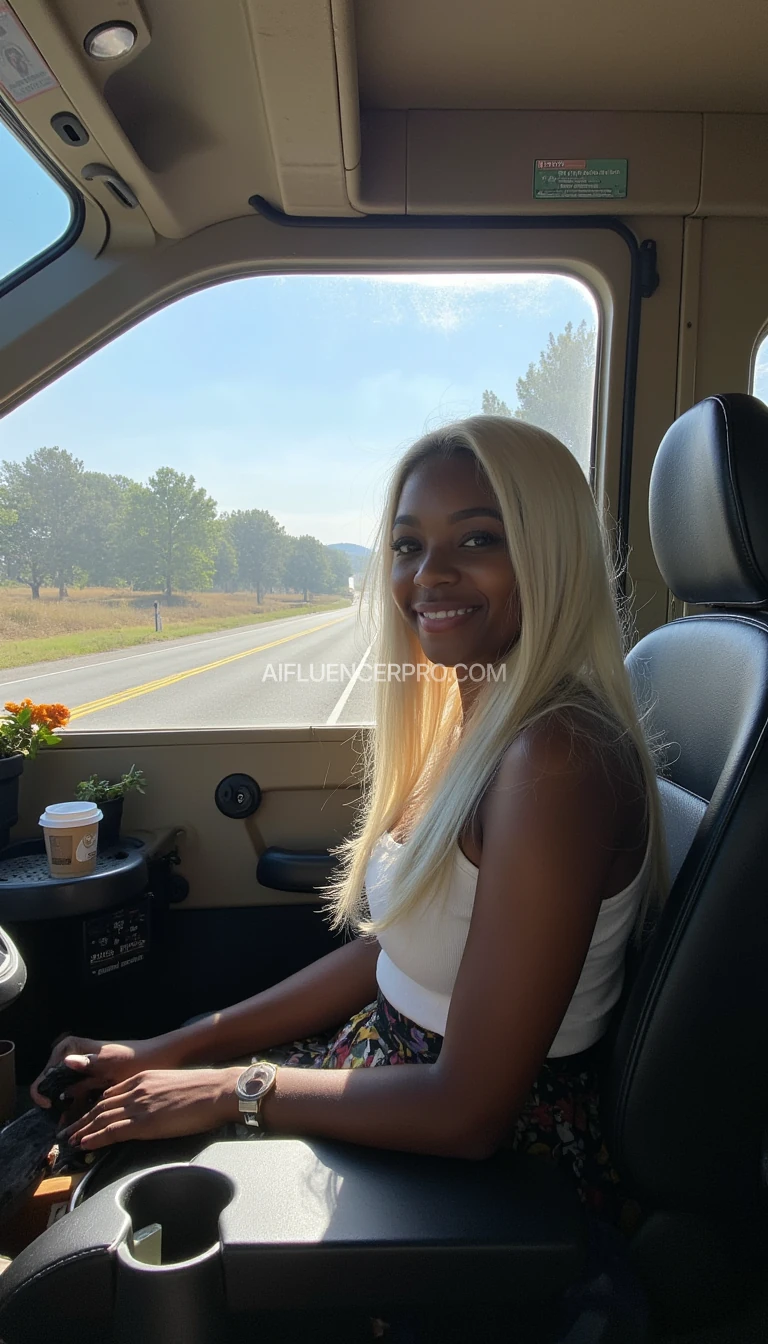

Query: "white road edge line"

xmin=0 ymin=607 xmax=356 ymax=689
xmin=326 ymin=643 xmax=373 ymax=725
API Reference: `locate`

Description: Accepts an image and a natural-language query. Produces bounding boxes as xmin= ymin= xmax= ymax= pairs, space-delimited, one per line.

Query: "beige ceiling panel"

xmin=12 ymin=0 xmax=183 ymax=237
xmin=698 ymin=117 xmax=768 ymax=217
xmin=1 ymin=84 xmax=155 ymax=252
xmin=331 ymin=0 xmax=361 ymax=172
xmin=355 ymin=0 xmax=768 ymax=114
xmin=246 ymin=0 xmax=358 ymax=215
xmin=350 ymin=110 xmax=406 ymax=212
xmin=11 ymin=0 xmax=282 ymax=237
xmin=405 ymin=111 xmax=701 ymax=216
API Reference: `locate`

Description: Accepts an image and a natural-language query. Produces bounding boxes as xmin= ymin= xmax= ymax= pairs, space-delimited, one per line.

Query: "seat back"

xmin=603 ymin=393 xmax=768 ymax=1216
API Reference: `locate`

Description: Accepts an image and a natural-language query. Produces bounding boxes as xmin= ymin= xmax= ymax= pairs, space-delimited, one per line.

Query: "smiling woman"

xmin=35 ymin=412 xmax=665 ymax=1237
xmin=0 ymin=272 xmax=598 ymax=730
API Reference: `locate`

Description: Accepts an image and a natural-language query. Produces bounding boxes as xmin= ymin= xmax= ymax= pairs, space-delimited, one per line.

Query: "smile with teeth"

xmin=420 ymin=607 xmax=476 ymax=620
xmin=415 ymin=605 xmax=481 ymax=629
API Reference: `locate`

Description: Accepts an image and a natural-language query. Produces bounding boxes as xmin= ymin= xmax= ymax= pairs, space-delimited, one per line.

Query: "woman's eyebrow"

xmin=392 ymin=506 xmax=503 ymax=528
xmin=448 ymin=506 xmax=503 ymax=523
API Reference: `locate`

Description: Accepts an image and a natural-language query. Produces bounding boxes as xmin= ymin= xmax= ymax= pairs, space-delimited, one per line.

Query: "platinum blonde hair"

xmin=324 ymin=415 xmax=668 ymax=940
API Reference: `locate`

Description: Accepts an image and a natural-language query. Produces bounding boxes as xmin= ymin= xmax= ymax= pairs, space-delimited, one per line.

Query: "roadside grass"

xmin=0 ymin=588 xmax=353 ymax=671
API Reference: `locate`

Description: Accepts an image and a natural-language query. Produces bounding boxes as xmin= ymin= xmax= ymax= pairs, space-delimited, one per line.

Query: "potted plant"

xmin=74 ymin=765 xmax=146 ymax=849
xmin=0 ymin=701 xmax=70 ymax=852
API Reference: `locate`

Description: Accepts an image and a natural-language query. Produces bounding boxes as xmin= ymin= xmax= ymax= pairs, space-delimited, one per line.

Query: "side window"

xmin=0 ymin=273 xmax=598 ymax=729
xmin=753 ymin=330 xmax=768 ymax=408
xmin=0 ymin=113 xmax=76 ymax=290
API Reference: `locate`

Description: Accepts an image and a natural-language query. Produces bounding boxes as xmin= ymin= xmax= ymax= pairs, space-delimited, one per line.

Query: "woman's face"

xmin=390 ymin=450 xmax=521 ymax=669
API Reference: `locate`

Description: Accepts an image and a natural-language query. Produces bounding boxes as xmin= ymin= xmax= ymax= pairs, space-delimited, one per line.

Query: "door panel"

xmin=15 ymin=731 xmax=362 ymax=909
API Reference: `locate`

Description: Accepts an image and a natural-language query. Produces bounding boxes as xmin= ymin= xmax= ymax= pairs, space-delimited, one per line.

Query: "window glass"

xmin=753 ymin=331 xmax=768 ymax=408
xmin=0 ymin=273 xmax=598 ymax=729
xmin=0 ymin=114 xmax=74 ymax=287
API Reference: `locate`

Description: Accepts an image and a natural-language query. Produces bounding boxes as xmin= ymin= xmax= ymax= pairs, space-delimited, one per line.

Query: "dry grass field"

xmin=0 ymin=587 xmax=352 ymax=670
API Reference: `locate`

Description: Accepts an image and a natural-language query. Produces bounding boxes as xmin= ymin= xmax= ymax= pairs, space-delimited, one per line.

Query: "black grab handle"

xmin=256 ymin=848 xmax=338 ymax=893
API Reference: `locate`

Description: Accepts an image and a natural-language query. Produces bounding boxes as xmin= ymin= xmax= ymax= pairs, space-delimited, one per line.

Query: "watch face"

xmin=237 ymin=1063 xmax=275 ymax=1101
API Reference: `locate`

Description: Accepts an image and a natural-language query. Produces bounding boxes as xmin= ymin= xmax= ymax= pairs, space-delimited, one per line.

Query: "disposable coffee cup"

xmin=39 ymin=802 xmax=103 ymax=879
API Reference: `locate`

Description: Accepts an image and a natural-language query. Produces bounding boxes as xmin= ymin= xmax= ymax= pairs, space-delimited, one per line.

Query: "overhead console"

xmin=353 ymin=110 xmax=768 ymax=220
xmin=4 ymin=0 xmax=768 ymax=234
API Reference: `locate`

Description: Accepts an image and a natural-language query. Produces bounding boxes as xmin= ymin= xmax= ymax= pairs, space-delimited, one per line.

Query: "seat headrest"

xmin=649 ymin=393 xmax=768 ymax=607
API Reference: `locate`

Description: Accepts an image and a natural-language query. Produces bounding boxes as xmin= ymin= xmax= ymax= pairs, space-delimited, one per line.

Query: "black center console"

xmin=0 ymin=1138 xmax=587 ymax=1344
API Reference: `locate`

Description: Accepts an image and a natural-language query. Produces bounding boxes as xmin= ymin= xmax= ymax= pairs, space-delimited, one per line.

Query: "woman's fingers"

xmin=73 ymin=1113 xmax=135 ymax=1150
xmin=29 ymin=1078 xmax=51 ymax=1108
xmin=62 ymin=1053 xmax=95 ymax=1072
xmin=100 ymin=1075 xmax=136 ymax=1100
xmin=61 ymin=1080 xmax=143 ymax=1144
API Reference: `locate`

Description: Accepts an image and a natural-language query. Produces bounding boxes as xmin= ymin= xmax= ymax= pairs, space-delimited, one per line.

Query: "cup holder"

xmin=121 ymin=1165 xmax=233 ymax=1265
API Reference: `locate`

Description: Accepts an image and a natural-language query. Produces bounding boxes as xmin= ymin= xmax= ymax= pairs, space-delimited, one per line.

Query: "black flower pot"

xmin=98 ymin=797 xmax=124 ymax=850
xmin=0 ymin=755 xmax=23 ymax=854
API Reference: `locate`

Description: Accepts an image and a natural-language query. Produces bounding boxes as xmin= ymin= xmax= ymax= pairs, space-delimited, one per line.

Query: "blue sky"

xmin=0 ymin=119 xmax=603 ymax=549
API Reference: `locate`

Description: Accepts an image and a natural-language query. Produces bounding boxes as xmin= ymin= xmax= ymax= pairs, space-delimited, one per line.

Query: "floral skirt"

xmin=259 ymin=992 xmax=641 ymax=1235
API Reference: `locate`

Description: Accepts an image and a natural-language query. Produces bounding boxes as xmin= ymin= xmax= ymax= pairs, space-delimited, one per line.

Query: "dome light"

xmin=84 ymin=22 xmax=137 ymax=61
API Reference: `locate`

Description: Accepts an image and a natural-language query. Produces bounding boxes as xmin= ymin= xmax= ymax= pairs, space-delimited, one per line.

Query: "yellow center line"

xmin=68 ymin=617 xmax=351 ymax=721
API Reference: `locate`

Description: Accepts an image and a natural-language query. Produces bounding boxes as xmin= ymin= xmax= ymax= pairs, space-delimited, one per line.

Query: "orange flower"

xmin=4 ymin=699 xmax=32 ymax=716
xmin=40 ymin=703 xmax=70 ymax=729
xmin=4 ymin=699 xmax=70 ymax=728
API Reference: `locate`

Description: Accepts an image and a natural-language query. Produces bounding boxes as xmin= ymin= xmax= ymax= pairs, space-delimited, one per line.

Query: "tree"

xmin=514 ymin=320 xmax=596 ymax=468
xmin=324 ymin=546 xmax=352 ymax=593
xmin=284 ymin=535 xmax=329 ymax=602
xmin=0 ymin=447 xmax=86 ymax=598
xmin=129 ymin=468 xmax=217 ymax=597
xmin=228 ymin=509 xmax=286 ymax=603
xmin=78 ymin=471 xmax=133 ymax=586
xmin=481 ymin=389 xmax=511 ymax=416
xmin=212 ymin=520 xmax=239 ymax=593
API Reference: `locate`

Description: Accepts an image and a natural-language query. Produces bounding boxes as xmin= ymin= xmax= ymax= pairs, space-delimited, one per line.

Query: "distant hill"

xmin=328 ymin=543 xmax=371 ymax=579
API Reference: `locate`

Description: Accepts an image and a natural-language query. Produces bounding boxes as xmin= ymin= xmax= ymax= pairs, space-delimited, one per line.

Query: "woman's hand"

xmin=30 ymin=1035 xmax=180 ymax=1110
xmin=58 ymin=1068 xmax=243 ymax=1150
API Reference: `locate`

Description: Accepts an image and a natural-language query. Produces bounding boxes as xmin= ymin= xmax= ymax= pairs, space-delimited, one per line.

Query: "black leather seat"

xmin=602 ymin=392 xmax=768 ymax=1327
xmin=1 ymin=394 xmax=768 ymax=1342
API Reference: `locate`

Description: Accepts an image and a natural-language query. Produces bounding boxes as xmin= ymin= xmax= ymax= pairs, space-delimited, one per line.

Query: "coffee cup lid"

xmin=39 ymin=802 xmax=103 ymax=829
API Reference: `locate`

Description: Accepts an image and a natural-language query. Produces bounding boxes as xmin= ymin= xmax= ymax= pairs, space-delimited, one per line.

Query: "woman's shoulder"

xmin=484 ymin=704 xmax=646 ymax=854
xmin=500 ymin=701 xmax=641 ymax=783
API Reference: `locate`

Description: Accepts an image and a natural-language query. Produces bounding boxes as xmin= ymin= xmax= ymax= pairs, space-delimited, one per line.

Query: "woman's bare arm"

xmin=165 ymin=936 xmax=381 ymax=1065
xmin=63 ymin=720 xmax=643 ymax=1155
xmin=249 ymin=721 xmax=622 ymax=1156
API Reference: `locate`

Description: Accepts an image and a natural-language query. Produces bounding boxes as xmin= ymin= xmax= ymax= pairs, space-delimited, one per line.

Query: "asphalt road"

xmin=0 ymin=605 xmax=376 ymax=730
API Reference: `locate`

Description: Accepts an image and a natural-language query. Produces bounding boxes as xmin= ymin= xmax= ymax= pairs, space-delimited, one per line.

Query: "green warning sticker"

xmin=533 ymin=159 xmax=628 ymax=200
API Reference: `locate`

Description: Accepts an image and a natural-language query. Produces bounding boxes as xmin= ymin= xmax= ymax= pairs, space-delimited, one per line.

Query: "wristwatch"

xmin=235 ymin=1062 xmax=277 ymax=1130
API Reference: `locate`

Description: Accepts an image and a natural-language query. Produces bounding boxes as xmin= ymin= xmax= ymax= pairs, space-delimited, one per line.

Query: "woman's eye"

xmin=390 ymin=537 xmax=420 ymax=556
xmin=461 ymin=531 xmax=503 ymax=549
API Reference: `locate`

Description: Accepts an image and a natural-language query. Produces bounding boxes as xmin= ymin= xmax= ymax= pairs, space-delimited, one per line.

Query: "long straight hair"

xmin=324 ymin=416 xmax=668 ymax=940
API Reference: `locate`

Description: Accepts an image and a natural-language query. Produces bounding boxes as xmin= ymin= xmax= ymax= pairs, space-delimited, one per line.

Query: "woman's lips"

xmin=414 ymin=606 xmax=481 ymax=634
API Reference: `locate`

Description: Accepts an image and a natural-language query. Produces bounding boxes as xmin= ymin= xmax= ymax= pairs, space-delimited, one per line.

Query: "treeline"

xmin=0 ymin=448 xmax=352 ymax=601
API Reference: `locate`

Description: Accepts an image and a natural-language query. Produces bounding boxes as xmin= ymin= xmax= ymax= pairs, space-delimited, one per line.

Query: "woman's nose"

xmin=413 ymin=545 xmax=459 ymax=588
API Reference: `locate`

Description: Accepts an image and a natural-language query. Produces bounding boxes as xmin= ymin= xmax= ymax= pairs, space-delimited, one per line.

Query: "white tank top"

xmin=365 ymin=831 xmax=652 ymax=1058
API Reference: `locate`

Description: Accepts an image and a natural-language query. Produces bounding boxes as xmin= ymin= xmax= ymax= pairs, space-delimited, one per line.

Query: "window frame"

xmin=0 ymin=101 xmax=85 ymax=302
xmin=1 ymin=212 xmax=647 ymax=626
xmin=749 ymin=322 xmax=768 ymax=404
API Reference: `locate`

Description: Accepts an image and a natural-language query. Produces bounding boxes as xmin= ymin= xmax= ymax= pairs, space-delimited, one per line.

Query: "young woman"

xmin=33 ymin=416 xmax=667 ymax=1227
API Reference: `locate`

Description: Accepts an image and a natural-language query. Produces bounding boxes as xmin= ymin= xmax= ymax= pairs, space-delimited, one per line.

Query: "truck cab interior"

xmin=0 ymin=2 xmax=767 ymax=1341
